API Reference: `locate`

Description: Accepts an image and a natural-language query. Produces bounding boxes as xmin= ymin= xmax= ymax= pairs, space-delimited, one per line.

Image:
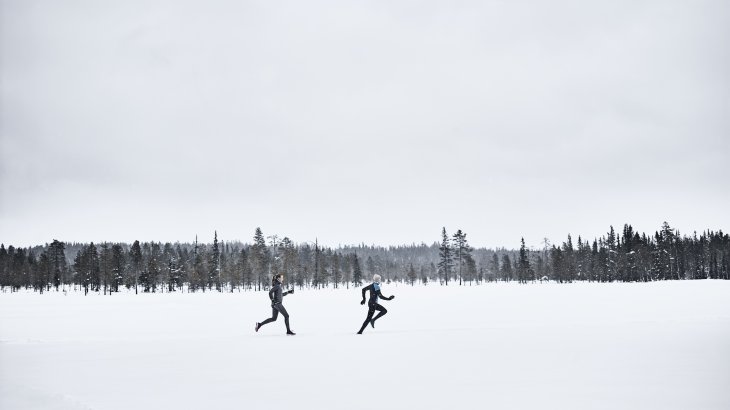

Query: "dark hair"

xmin=271 ymin=274 xmax=283 ymax=285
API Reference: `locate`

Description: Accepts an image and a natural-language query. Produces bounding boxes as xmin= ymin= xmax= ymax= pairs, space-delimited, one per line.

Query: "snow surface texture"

xmin=1 ymin=281 xmax=729 ymax=410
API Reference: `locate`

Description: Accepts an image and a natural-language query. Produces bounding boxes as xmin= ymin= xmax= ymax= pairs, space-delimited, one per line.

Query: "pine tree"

xmin=74 ymin=243 xmax=99 ymax=295
xmin=490 ymin=253 xmax=500 ymax=282
xmin=280 ymin=237 xmax=298 ymax=288
xmin=48 ymin=240 xmax=67 ymax=291
xmin=452 ymin=230 xmax=473 ymax=286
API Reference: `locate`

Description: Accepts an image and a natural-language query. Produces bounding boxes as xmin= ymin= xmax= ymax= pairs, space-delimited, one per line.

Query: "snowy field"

xmin=1 ymin=281 xmax=729 ymax=410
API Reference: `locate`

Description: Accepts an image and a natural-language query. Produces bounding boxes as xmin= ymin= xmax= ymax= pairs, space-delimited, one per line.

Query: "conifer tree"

xmin=130 ymin=240 xmax=143 ymax=294
xmin=36 ymin=250 xmax=50 ymax=293
xmin=111 ymin=244 xmax=125 ymax=293
xmin=100 ymin=244 xmax=112 ymax=295
xmin=48 ymin=240 xmax=67 ymax=291
xmin=209 ymin=231 xmax=221 ymax=291
xmin=352 ymin=253 xmax=363 ymax=286
xmin=501 ymin=254 xmax=513 ymax=282
xmin=407 ymin=263 xmax=417 ymax=285
xmin=250 ymin=228 xmax=269 ymax=291
xmin=146 ymin=242 xmax=161 ymax=292
xmin=452 ymin=229 xmax=473 ymax=286
xmin=517 ymin=238 xmax=532 ymax=284
xmin=490 ymin=253 xmax=500 ymax=281
xmin=438 ymin=227 xmax=453 ymax=285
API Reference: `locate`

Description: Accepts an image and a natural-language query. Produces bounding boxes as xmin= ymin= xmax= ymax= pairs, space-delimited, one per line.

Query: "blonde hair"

xmin=373 ymin=274 xmax=381 ymax=282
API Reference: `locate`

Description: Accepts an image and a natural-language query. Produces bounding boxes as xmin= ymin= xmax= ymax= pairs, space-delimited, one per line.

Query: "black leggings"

xmin=358 ymin=303 xmax=387 ymax=333
xmin=259 ymin=303 xmax=291 ymax=332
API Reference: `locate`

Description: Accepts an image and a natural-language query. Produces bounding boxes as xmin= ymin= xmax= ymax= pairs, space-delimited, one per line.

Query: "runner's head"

xmin=373 ymin=274 xmax=381 ymax=283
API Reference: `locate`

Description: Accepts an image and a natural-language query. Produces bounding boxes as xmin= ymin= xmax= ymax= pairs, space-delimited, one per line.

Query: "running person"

xmin=255 ymin=274 xmax=296 ymax=335
xmin=357 ymin=274 xmax=395 ymax=334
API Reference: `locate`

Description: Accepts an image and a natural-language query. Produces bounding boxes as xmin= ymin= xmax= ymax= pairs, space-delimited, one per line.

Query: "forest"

xmin=1 ymin=222 xmax=728 ymax=294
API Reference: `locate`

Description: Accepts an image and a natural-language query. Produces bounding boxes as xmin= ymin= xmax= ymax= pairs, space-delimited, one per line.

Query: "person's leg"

xmin=275 ymin=304 xmax=292 ymax=332
xmin=259 ymin=307 xmax=279 ymax=328
xmin=358 ymin=307 xmax=375 ymax=334
xmin=370 ymin=304 xmax=387 ymax=326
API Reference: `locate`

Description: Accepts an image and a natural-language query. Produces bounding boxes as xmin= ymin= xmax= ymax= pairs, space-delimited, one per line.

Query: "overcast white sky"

xmin=1 ymin=0 xmax=729 ymax=249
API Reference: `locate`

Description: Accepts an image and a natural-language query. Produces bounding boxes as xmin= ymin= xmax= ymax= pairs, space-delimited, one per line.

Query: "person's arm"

xmin=377 ymin=289 xmax=394 ymax=301
xmin=284 ymin=288 xmax=294 ymax=296
xmin=269 ymin=287 xmax=275 ymax=301
xmin=360 ymin=285 xmax=368 ymax=304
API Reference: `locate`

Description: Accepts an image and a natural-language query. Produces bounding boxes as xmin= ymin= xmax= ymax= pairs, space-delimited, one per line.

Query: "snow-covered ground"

xmin=1 ymin=280 xmax=729 ymax=410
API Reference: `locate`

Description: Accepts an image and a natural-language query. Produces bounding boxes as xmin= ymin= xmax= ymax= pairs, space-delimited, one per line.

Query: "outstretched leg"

xmin=370 ymin=304 xmax=387 ymax=327
xmin=358 ymin=306 xmax=376 ymax=334
xmin=275 ymin=304 xmax=292 ymax=333
xmin=257 ymin=307 xmax=279 ymax=330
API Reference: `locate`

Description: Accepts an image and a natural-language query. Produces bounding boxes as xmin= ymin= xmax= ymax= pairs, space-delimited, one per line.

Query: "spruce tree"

xmin=100 ymin=244 xmax=112 ymax=295
xmin=111 ymin=244 xmax=125 ymax=293
xmin=130 ymin=240 xmax=143 ymax=294
xmin=146 ymin=242 xmax=161 ymax=292
xmin=438 ymin=227 xmax=453 ymax=285
xmin=210 ymin=231 xmax=221 ymax=291
xmin=37 ymin=250 xmax=50 ymax=293
xmin=518 ymin=238 xmax=531 ymax=284
xmin=0 ymin=244 xmax=7 ymax=289
xmin=250 ymin=228 xmax=269 ymax=291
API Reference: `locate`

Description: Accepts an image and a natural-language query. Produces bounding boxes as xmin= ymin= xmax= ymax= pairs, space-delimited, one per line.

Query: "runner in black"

xmin=255 ymin=274 xmax=296 ymax=335
xmin=357 ymin=274 xmax=395 ymax=334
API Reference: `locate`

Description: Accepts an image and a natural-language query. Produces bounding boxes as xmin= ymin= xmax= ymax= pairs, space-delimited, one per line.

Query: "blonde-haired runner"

xmin=357 ymin=274 xmax=395 ymax=334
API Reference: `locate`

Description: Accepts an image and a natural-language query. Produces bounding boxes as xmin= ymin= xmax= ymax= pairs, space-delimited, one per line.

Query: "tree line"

xmin=0 ymin=222 xmax=728 ymax=294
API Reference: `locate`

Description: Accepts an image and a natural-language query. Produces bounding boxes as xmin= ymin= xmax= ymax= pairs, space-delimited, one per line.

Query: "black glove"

xmin=360 ymin=300 xmax=365 ymax=305
xmin=390 ymin=295 xmax=395 ymax=300
xmin=289 ymin=288 xmax=294 ymax=294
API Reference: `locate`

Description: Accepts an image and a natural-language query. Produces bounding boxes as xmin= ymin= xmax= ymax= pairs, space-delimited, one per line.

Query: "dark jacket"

xmin=269 ymin=281 xmax=292 ymax=305
xmin=361 ymin=282 xmax=393 ymax=305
